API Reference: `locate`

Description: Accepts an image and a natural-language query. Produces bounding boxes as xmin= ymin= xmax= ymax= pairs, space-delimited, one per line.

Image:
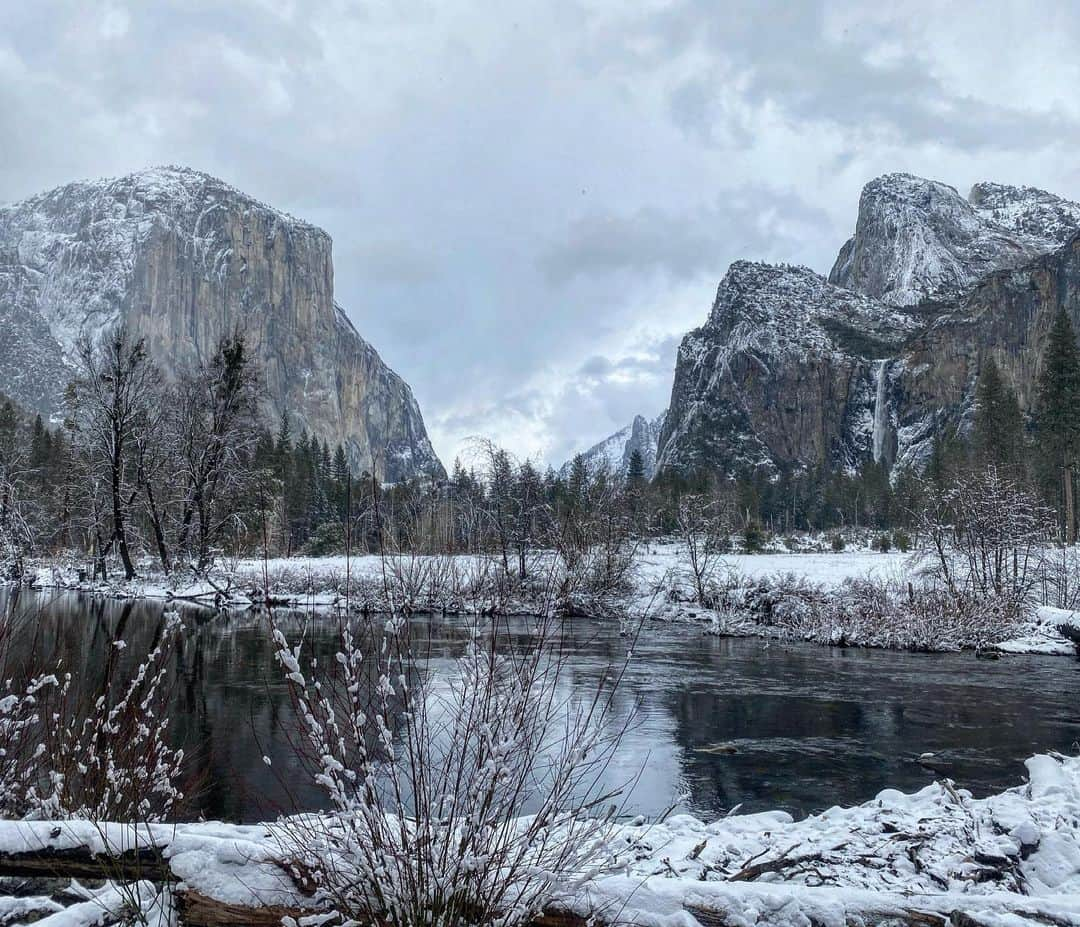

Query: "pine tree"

xmin=626 ymin=449 xmax=646 ymax=487
xmin=1035 ymin=310 xmax=1080 ymax=542
xmin=275 ymin=410 xmax=292 ymax=461
xmin=332 ymin=444 xmax=350 ymax=520
xmin=567 ymin=454 xmax=589 ymax=508
xmin=973 ymin=356 xmax=1025 ymax=480
xmin=0 ymin=400 xmax=16 ymax=464
xmin=29 ymin=415 xmax=48 ymax=477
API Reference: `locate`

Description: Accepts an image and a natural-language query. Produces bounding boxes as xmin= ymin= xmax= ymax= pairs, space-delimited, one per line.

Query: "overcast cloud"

xmin=4 ymin=0 xmax=1080 ymax=467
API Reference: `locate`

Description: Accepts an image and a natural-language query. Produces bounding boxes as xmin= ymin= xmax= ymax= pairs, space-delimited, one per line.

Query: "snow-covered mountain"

xmin=0 ymin=166 xmax=444 ymax=482
xmin=655 ymin=261 xmax=918 ymax=477
xmin=829 ymin=173 xmax=1080 ymax=306
xmin=657 ymin=174 xmax=1080 ymax=479
xmin=561 ymin=411 xmax=666 ymax=480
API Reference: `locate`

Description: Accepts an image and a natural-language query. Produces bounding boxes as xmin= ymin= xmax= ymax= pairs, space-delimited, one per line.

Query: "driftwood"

xmin=174 ymin=891 xmax=315 ymax=927
xmin=0 ymin=843 xmax=171 ymax=882
xmin=173 ymin=892 xmax=590 ymax=927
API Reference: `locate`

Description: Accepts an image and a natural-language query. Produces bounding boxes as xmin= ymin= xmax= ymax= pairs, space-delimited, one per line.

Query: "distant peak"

xmin=860 ymin=173 xmax=964 ymax=206
xmin=831 ymin=171 xmax=1080 ymax=306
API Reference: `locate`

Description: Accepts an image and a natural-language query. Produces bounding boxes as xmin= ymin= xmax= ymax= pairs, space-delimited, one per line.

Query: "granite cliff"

xmin=656 ymin=174 xmax=1080 ymax=479
xmin=0 ymin=166 xmax=444 ymax=482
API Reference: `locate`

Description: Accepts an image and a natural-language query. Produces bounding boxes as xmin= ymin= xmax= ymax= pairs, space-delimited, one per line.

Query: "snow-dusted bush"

xmin=0 ymin=672 xmax=60 ymax=816
xmin=0 ymin=610 xmax=186 ymax=822
xmin=35 ymin=610 xmax=186 ymax=821
xmin=269 ymin=606 xmax=629 ymax=927
xmin=699 ymin=569 xmax=1024 ymax=651
xmin=916 ymin=466 xmax=1055 ymax=607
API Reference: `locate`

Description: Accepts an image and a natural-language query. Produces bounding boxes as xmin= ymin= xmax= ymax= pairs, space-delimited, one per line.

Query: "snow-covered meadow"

xmin=17 ymin=541 xmax=1080 ymax=655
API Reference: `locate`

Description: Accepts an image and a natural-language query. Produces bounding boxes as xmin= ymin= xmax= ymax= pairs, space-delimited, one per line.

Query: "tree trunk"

xmin=111 ymin=442 xmax=135 ymax=580
xmin=145 ymin=480 xmax=171 ymax=574
xmin=1065 ymin=463 xmax=1076 ymax=544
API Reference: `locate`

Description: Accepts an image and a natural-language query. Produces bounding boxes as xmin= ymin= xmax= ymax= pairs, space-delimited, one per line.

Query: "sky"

xmin=4 ymin=1 xmax=1080 ymax=470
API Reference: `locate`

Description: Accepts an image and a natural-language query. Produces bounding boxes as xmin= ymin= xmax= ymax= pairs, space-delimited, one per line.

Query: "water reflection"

xmin=2 ymin=587 xmax=1078 ymax=823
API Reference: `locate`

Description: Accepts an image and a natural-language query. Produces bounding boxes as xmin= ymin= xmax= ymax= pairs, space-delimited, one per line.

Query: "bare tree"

xmin=915 ymin=466 xmax=1055 ymax=609
xmin=69 ymin=326 xmax=160 ymax=581
xmin=173 ymin=332 xmax=261 ymax=570
xmin=677 ymin=493 xmax=733 ymax=606
xmin=0 ymin=411 xmax=33 ymax=577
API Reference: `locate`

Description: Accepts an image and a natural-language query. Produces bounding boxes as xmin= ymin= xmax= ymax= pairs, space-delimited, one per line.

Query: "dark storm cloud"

xmin=4 ymin=0 xmax=1080 ymax=464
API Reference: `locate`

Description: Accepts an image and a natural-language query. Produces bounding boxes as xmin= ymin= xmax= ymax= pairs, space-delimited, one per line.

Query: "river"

xmin=2 ymin=587 xmax=1078 ymax=823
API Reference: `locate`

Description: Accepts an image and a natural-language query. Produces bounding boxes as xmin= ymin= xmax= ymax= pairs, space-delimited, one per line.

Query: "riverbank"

xmin=9 ymin=544 xmax=1080 ymax=655
xmin=5 ymin=752 xmax=1080 ymax=926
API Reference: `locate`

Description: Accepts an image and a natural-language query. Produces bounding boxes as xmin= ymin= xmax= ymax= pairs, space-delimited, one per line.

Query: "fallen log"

xmin=0 ymin=843 xmax=170 ymax=882
xmin=173 ymin=890 xmax=310 ymax=927
xmin=5 ymin=820 xmax=1080 ymax=927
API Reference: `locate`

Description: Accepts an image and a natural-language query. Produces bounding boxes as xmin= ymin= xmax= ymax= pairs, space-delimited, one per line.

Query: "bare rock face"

xmin=658 ymin=175 xmax=1080 ymax=480
xmin=890 ymin=235 xmax=1080 ymax=472
xmin=0 ymin=166 xmax=444 ymax=483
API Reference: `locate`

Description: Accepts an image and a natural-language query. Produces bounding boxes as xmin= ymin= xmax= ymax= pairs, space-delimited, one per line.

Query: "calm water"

xmin=2 ymin=587 xmax=1079 ymax=823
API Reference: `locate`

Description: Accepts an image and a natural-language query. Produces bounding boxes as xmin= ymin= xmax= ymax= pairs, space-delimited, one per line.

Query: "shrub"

xmin=873 ymin=533 xmax=892 ymax=553
xmin=269 ymin=605 xmax=632 ymax=927
xmin=892 ymin=529 xmax=911 ymax=553
xmin=830 ymin=533 xmax=846 ymax=552
xmin=742 ymin=521 xmax=765 ymax=553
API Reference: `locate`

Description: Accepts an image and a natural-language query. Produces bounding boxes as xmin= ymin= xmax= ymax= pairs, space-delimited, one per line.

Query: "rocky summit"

xmin=0 ymin=166 xmax=444 ymax=483
xmin=655 ymin=174 xmax=1080 ymax=480
xmin=561 ymin=411 xmax=666 ymax=480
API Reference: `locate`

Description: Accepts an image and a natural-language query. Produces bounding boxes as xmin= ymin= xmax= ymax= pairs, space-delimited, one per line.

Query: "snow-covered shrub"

xmin=0 ymin=672 xmax=62 ymax=816
xmin=269 ymin=608 xmax=628 ymax=927
xmin=916 ymin=467 xmax=1055 ymax=607
xmin=30 ymin=610 xmax=187 ymax=822
xmin=742 ymin=521 xmax=765 ymax=553
xmin=702 ymin=569 xmax=1024 ymax=651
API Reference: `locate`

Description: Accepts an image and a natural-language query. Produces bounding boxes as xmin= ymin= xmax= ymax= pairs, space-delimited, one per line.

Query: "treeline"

xmin=3 ymin=311 xmax=1079 ymax=580
xmin=0 ymin=326 xmax=374 ymax=580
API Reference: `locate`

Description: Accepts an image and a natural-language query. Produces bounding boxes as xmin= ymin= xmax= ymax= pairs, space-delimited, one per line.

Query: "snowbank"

xmin=4 ymin=753 xmax=1080 ymax=926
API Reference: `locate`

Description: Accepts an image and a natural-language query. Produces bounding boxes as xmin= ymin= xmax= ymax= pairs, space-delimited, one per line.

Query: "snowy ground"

xmin=636 ymin=542 xmax=912 ymax=589
xmin=5 ymin=752 xmax=1080 ymax=926
xmin=15 ymin=543 xmax=1080 ymax=655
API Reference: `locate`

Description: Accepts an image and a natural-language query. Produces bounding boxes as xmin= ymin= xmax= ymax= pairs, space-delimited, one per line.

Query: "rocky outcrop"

xmin=829 ymin=173 xmax=1080 ymax=307
xmin=657 ymin=175 xmax=1080 ymax=480
xmin=562 ymin=411 xmax=666 ymax=480
xmin=655 ymin=262 xmax=918 ymax=477
xmin=0 ymin=166 xmax=444 ymax=482
xmin=888 ymin=234 xmax=1080 ymax=472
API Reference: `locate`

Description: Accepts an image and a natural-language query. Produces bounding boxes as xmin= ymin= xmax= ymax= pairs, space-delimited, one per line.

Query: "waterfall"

xmin=872 ymin=359 xmax=890 ymax=464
